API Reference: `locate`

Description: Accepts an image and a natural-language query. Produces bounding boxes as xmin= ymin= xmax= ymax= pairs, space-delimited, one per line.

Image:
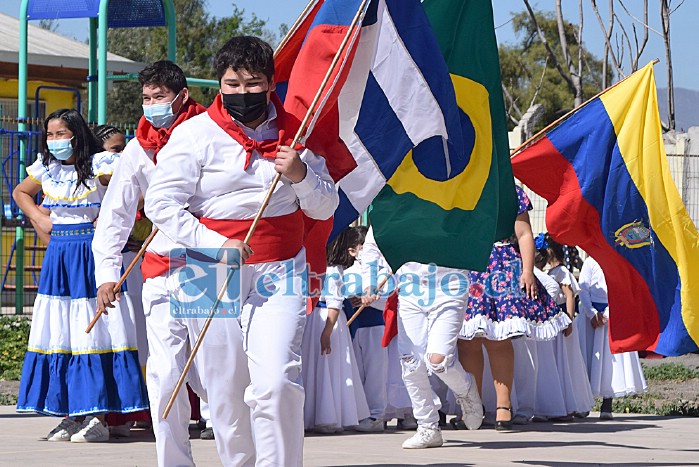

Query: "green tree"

xmin=499 ymin=9 xmax=610 ymax=131
xmin=106 ymin=0 xmax=275 ymax=123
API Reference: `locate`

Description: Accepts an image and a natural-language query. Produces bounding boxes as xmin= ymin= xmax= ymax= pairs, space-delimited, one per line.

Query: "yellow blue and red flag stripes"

xmin=329 ymin=0 xmax=517 ymax=271
xmin=512 ymin=63 xmax=699 ymax=356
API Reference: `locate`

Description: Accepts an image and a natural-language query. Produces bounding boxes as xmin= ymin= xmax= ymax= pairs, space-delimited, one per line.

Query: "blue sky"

xmin=2 ymin=0 xmax=697 ymax=90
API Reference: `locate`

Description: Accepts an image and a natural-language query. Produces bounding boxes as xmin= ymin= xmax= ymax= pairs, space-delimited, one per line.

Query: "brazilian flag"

xmin=371 ymin=0 xmax=517 ymax=271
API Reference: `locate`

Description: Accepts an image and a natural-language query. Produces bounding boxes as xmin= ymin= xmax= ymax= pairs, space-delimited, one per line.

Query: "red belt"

xmin=141 ymin=210 xmax=304 ymax=281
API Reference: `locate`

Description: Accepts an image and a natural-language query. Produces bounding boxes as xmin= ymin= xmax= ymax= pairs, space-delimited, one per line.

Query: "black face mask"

xmin=221 ymin=90 xmax=268 ymax=124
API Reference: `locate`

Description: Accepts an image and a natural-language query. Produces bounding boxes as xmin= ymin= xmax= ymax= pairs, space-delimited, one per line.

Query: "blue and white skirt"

xmin=17 ymin=223 xmax=149 ymax=417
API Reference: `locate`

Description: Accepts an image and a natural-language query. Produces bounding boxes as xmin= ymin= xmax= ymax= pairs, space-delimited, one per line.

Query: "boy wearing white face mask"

xmin=92 ymin=61 xmax=208 ymax=467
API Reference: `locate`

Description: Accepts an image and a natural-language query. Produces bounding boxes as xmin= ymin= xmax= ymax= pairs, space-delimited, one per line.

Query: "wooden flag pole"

xmin=510 ymin=59 xmax=660 ymax=158
xmin=162 ymin=0 xmax=370 ymax=420
xmin=346 ymin=274 xmax=391 ymax=327
xmin=85 ymin=228 xmax=159 ymax=333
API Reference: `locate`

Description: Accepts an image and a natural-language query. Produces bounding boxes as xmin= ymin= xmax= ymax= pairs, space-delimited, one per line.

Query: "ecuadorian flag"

xmin=331 ymin=0 xmax=517 ymax=271
xmin=512 ymin=63 xmax=699 ymax=356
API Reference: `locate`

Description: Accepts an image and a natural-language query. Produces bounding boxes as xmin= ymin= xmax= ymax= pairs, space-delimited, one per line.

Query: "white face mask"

xmin=142 ymin=91 xmax=181 ymax=128
xmin=47 ymin=137 xmax=74 ymax=160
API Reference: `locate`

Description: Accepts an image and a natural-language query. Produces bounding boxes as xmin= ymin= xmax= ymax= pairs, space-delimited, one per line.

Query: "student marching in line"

xmin=540 ymin=235 xmax=595 ymax=419
xmin=457 ymin=185 xmax=570 ymax=431
xmin=92 ymin=62 xmax=208 ymax=466
xmin=302 ymin=226 xmax=370 ymax=434
xmin=14 ymin=109 xmax=148 ymax=442
xmin=93 ymin=125 xmax=152 ymax=438
xmin=361 ymin=228 xmax=483 ymax=449
xmin=145 ymin=36 xmax=338 ymax=466
xmin=358 ymin=226 xmax=417 ymax=431
xmin=577 ymin=256 xmax=647 ymax=419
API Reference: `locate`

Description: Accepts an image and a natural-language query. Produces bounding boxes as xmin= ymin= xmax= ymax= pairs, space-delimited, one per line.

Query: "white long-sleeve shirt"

xmin=578 ymin=256 xmax=609 ymax=318
xmin=92 ymin=138 xmax=180 ymax=286
xmin=144 ymin=105 xmax=339 ymax=251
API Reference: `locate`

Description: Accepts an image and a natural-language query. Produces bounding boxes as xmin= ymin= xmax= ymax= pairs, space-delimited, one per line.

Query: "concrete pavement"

xmin=1 ymin=407 xmax=697 ymax=466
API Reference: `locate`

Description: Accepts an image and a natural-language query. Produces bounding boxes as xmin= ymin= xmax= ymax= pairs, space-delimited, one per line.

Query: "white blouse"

xmin=26 ymin=151 xmax=119 ymax=225
xmin=547 ymin=264 xmax=581 ymax=305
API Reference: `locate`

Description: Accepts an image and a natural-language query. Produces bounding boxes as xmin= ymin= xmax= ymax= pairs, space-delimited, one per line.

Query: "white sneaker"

xmin=457 ymin=373 xmax=484 ymax=430
xmin=355 ymin=417 xmax=385 ymax=433
xmin=109 ymin=421 xmax=133 ymax=438
xmin=401 ymin=426 xmax=443 ymax=449
xmin=46 ymin=418 xmax=80 ymax=441
xmin=70 ymin=416 xmax=109 ymax=443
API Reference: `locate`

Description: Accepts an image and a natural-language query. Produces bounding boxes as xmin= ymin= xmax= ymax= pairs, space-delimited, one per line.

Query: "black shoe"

xmin=449 ymin=418 xmax=466 ymax=430
xmin=200 ymin=427 xmax=215 ymax=440
xmin=495 ymin=406 xmax=513 ymax=431
xmin=438 ymin=410 xmax=447 ymax=428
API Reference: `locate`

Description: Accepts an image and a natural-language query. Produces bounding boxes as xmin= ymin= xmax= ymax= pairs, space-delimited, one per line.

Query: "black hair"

xmin=545 ymin=233 xmax=566 ymax=264
xmin=327 ymin=225 xmax=368 ymax=269
xmin=138 ymin=60 xmax=187 ymax=95
xmin=534 ymin=250 xmax=549 ymax=270
xmin=41 ymin=109 xmax=101 ymax=192
xmin=93 ymin=125 xmax=123 ymax=146
xmin=214 ymin=36 xmax=275 ymax=83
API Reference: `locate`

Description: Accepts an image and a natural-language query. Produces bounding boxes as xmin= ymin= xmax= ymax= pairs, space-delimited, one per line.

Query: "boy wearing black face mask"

xmin=145 ymin=36 xmax=339 ymax=466
xmin=92 ymin=60 xmax=208 ymax=467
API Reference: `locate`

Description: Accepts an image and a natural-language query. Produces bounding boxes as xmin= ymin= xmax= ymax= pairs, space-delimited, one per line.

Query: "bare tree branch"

xmin=670 ymin=0 xmax=685 ymax=16
xmin=522 ymin=0 xmax=577 ymax=95
xmin=577 ymin=0 xmax=584 ymax=95
xmin=555 ymin=0 xmax=583 ymax=106
xmin=617 ymin=0 xmax=651 ymax=72
xmin=530 ymin=56 xmax=549 ymax=108
xmin=502 ymin=82 xmax=524 ymax=125
xmin=618 ymin=0 xmax=662 ymax=36
xmin=590 ymin=0 xmax=625 ymax=79
xmin=613 ymin=12 xmax=634 ymax=70
xmin=661 ymin=0 xmax=675 ymax=130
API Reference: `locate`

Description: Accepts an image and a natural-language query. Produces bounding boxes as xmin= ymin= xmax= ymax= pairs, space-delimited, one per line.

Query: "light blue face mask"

xmin=142 ymin=91 xmax=181 ymax=128
xmin=47 ymin=137 xmax=74 ymax=161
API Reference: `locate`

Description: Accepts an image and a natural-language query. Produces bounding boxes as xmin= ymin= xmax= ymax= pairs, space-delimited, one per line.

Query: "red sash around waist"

xmin=141 ymin=210 xmax=304 ymax=281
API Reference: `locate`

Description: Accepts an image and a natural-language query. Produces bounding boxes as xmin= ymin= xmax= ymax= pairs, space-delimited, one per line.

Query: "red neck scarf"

xmin=136 ymin=98 xmax=206 ymax=163
xmin=207 ymin=93 xmax=302 ymax=170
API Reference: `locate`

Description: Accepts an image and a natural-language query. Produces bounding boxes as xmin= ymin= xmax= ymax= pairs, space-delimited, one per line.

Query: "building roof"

xmin=0 ymin=12 xmax=143 ymax=74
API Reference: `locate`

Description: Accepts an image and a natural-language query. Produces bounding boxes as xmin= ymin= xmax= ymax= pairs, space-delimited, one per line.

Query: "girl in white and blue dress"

xmin=538 ymin=234 xmax=595 ymax=419
xmin=13 ymin=109 xmax=148 ymax=443
xmin=577 ymin=255 xmax=647 ymax=419
xmin=301 ymin=226 xmax=370 ymax=434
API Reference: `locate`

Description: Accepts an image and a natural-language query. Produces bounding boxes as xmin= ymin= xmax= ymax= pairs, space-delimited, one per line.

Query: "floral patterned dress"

xmin=460 ymin=186 xmax=570 ymax=341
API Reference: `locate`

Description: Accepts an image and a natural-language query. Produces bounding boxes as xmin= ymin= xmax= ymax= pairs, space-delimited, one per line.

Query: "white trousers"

xmin=171 ymin=250 xmax=308 ymax=466
xmin=397 ymin=293 xmax=474 ymax=429
xmin=352 ymin=326 xmax=388 ymax=420
xmin=124 ymin=251 xmax=148 ymax=367
xmin=143 ymin=276 xmax=205 ymax=467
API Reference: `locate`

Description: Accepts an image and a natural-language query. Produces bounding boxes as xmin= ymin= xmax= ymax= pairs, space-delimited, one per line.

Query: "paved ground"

xmin=2 ymin=407 xmax=698 ymax=466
